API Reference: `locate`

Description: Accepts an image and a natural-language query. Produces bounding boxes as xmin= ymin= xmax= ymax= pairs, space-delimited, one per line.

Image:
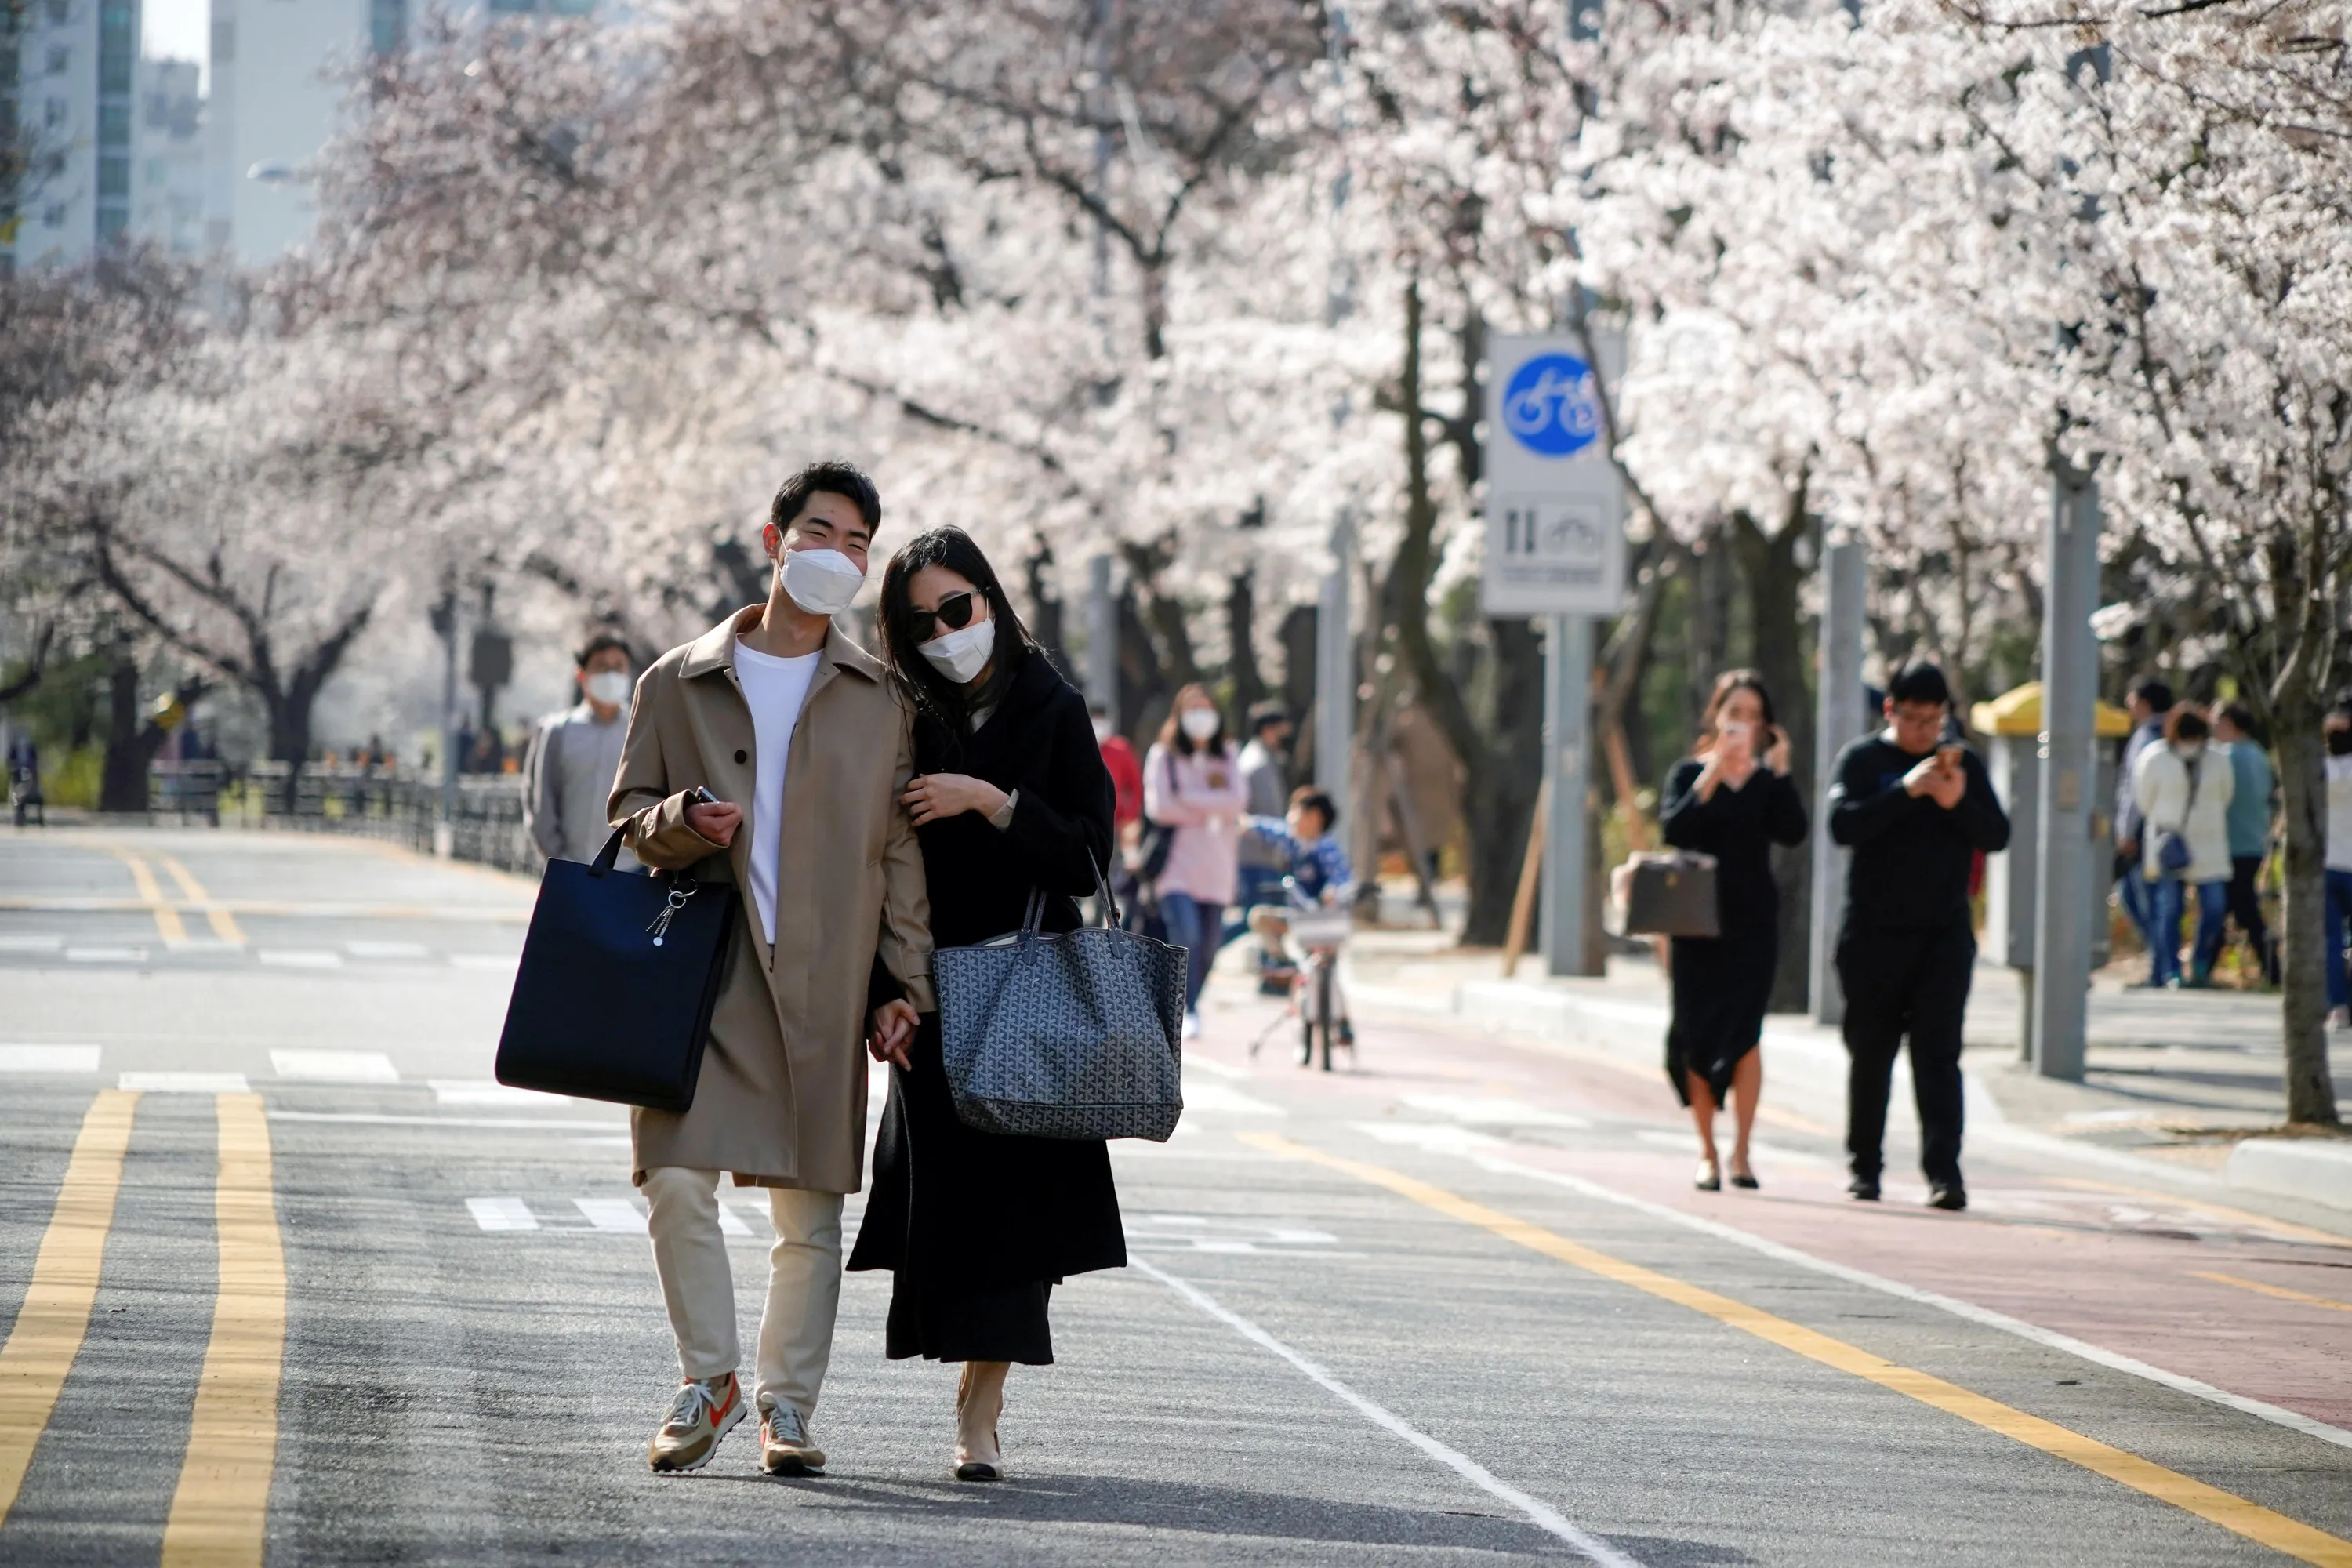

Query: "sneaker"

xmin=1846 ymin=1176 xmax=1881 ymax=1202
xmin=1927 ymin=1183 xmax=1968 ymax=1212
xmin=1181 ymin=1009 xmax=1202 ymax=1041
xmin=757 ymin=1393 xmax=826 ymax=1476
xmin=648 ymin=1374 xmax=743 ymax=1473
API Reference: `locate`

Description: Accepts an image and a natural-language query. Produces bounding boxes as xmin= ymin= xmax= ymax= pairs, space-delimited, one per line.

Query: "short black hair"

xmin=1247 ymin=701 xmax=1290 ymax=736
xmin=2219 ymin=701 xmax=2259 ymax=739
xmin=1290 ymin=786 xmax=1338 ymax=831
xmin=771 ymin=459 xmax=882 ymax=538
xmin=575 ymin=633 xmax=631 ymax=669
xmin=2129 ymin=676 xmax=2175 ymax=713
xmin=1886 ymin=662 xmax=1951 ymax=709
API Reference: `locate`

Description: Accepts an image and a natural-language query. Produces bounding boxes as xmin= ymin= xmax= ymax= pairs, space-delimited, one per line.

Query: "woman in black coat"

xmin=1658 ymin=669 xmax=1807 ymax=1193
xmin=846 ymin=526 xmax=1123 ymax=1483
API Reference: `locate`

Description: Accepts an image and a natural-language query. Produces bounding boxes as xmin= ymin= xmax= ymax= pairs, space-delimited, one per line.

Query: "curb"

xmin=2226 ymin=1139 xmax=2352 ymax=1213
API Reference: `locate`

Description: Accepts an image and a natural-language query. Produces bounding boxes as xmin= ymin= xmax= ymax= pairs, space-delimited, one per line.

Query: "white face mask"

xmin=920 ymin=615 xmax=996 ymax=685
xmin=1180 ymin=707 xmax=1221 ymax=742
xmin=779 ymin=547 xmax=866 ymax=618
xmin=584 ymin=670 xmax=632 ymax=708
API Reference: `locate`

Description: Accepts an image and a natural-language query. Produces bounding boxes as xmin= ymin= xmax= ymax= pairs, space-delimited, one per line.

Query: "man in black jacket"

xmin=1828 ymin=662 xmax=2011 ymax=1210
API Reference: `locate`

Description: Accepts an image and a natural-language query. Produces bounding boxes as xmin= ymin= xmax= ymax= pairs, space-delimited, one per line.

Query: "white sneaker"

xmin=1181 ymin=1009 xmax=1202 ymax=1041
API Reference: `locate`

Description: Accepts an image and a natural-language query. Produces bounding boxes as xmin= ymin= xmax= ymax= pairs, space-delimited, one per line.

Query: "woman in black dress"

xmin=1659 ymin=670 xmax=1807 ymax=1192
xmin=847 ymin=526 xmax=1124 ymax=1483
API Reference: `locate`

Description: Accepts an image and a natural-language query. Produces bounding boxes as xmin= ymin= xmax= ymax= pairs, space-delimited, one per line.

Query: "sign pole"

xmin=1316 ymin=511 xmax=1355 ymax=825
xmin=1809 ymin=538 xmax=1866 ymax=1025
xmin=1542 ymin=614 xmax=1595 ymax=977
xmin=1084 ymin=553 xmax=1117 ymax=730
xmin=2032 ymin=454 xmax=2100 ymax=1081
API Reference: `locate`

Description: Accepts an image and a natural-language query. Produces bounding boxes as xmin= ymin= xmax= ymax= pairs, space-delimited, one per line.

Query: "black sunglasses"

xmin=907 ymin=590 xmax=979 ymax=645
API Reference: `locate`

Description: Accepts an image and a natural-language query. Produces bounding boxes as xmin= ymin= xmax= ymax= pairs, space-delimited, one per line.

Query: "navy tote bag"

xmin=494 ymin=826 xmax=738 ymax=1112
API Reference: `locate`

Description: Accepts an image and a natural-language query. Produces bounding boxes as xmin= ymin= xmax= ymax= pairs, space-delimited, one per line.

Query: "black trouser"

xmin=1836 ymin=921 xmax=1975 ymax=1188
xmin=2226 ymin=855 xmax=2278 ymax=982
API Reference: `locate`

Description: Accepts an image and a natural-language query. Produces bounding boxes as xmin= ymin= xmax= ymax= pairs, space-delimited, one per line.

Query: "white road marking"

xmin=467 ymin=1198 xmax=539 ymax=1232
xmin=66 ymin=947 xmax=147 ymax=964
xmin=1631 ymin=1130 xmax=1835 ymax=1169
xmin=1470 ymin=1153 xmax=2352 ymax=1456
xmin=259 ymin=949 xmax=344 ymax=969
xmin=345 ymin=941 xmax=431 ymax=960
xmin=271 ymin=1049 xmax=400 ymax=1083
xmin=448 ymin=953 xmax=519 ymax=972
xmin=0 ymin=1045 xmax=101 ymax=1073
xmin=270 ymin=1112 xmax=622 ymax=1131
xmin=1132 ymin=1257 xmax=1641 ymax=1566
xmin=1352 ymin=1122 xmax=1504 ymax=1153
xmin=430 ymin=1080 xmax=561 ymax=1108
xmin=1185 ymin=1055 xmax=1250 ymax=1080
xmin=1403 ymin=1094 xmax=1592 ymax=1130
xmin=717 ymin=1204 xmax=751 ymax=1237
xmin=0 ymin=935 xmax=63 ymax=952
xmin=120 ymin=1072 xmax=250 ymax=1093
xmin=1181 ymin=1081 xmax=1287 ymax=1116
xmin=574 ymin=1198 xmax=646 ymax=1233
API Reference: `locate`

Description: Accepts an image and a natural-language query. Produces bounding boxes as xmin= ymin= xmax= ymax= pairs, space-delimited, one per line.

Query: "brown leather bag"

xmin=1610 ymin=851 xmax=1721 ymax=938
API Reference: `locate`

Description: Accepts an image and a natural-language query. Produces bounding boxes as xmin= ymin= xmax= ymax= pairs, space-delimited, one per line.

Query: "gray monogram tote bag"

xmin=932 ymin=865 xmax=1186 ymax=1142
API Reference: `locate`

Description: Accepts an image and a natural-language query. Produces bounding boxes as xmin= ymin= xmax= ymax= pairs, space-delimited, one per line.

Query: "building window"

xmin=46 ymin=42 xmax=67 ymax=74
xmin=45 ymin=0 xmax=70 ymax=23
xmin=42 ymin=203 xmax=66 ymax=229
xmin=98 ymin=101 xmax=128 ymax=142
xmin=488 ymin=0 xmax=535 ymax=13
xmin=98 ymin=204 xmax=127 ymax=240
xmin=98 ymin=154 xmax=129 ymax=197
xmin=369 ymin=0 xmax=405 ymax=54
xmin=549 ymin=0 xmax=594 ymax=13
xmin=45 ymin=96 xmax=67 ymax=127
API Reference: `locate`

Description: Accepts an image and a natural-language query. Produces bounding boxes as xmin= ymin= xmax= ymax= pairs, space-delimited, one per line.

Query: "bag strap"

xmin=590 ymin=826 xmax=628 ymax=877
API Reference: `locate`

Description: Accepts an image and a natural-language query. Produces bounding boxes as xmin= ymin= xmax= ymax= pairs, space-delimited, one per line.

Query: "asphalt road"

xmin=2 ymin=826 xmax=2350 ymax=1566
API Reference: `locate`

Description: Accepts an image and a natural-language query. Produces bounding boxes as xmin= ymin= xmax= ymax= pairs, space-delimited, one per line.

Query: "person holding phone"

xmin=1826 ymin=662 xmax=2009 ymax=1211
xmin=1144 ymin=684 xmax=1248 ymax=1040
xmin=1658 ymin=671 xmax=1808 ymax=1191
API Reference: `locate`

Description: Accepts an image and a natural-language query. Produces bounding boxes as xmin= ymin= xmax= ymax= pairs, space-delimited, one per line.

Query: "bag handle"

xmin=1015 ymin=854 xmax=1126 ymax=936
xmin=590 ymin=826 xmax=628 ymax=878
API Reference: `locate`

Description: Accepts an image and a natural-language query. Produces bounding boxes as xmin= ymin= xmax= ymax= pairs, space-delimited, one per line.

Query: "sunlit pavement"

xmin=3 ymin=826 xmax=2350 ymax=1566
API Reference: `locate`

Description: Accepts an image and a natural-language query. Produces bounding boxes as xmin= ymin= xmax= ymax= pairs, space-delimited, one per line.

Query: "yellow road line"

xmin=158 ymin=855 xmax=246 ymax=946
xmin=106 ymin=848 xmax=188 ymax=945
xmin=2051 ymin=1177 xmax=2352 ymax=1251
xmin=1240 ymin=1131 xmax=2352 ymax=1568
xmin=2198 ymin=1272 xmax=2352 ymax=1314
xmin=0 ymin=1090 xmax=140 ymax=1522
xmin=162 ymin=1094 xmax=285 ymax=1568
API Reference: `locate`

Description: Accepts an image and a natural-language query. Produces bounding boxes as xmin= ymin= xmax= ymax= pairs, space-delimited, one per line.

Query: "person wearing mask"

xmin=524 ymin=633 xmax=641 ymax=869
xmin=2211 ymin=702 xmax=2278 ymax=985
xmin=1828 ymin=662 xmax=2011 ymax=1210
xmin=1145 ymin=684 xmax=1247 ymax=1040
xmin=607 ymin=459 xmax=931 ymax=1479
xmin=849 ymin=526 xmax=1123 ymax=1483
xmin=2114 ymin=677 xmax=2175 ymax=986
xmin=2326 ymin=699 xmax=2352 ymax=1029
xmin=1659 ymin=671 xmax=1808 ymax=1193
xmin=2132 ymin=706 xmax=2235 ymax=989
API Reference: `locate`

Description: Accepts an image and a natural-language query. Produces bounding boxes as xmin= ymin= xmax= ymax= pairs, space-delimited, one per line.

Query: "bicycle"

xmin=1247 ymin=884 xmax=1355 ymax=1070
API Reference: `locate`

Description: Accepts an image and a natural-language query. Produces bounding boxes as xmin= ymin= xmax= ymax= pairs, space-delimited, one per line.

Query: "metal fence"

xmin=147 ymin=760 xmax=543 ymax=875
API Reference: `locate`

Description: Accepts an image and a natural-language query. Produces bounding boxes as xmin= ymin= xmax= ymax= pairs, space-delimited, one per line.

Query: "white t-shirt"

xmin=734 ymin=640 xmax=822 ymax=944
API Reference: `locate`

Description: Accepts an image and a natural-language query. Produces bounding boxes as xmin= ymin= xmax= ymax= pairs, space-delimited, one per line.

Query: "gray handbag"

xmin=932 ymin=865 xmax=1186 ymax=1142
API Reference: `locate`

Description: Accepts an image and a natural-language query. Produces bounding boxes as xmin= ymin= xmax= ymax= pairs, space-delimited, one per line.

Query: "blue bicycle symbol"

xmin=1501 ymin=354 xmax=1602 ymax=458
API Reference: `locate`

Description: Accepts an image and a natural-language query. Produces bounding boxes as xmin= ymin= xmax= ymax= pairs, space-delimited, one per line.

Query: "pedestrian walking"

xmin=1658 ymin=670 xmax=1808 ymax=1192
xmin=2211 ymin=702 xmax=2279 ymax=985
xmin=522 ymin=633 xmax=641 ymax=869
xmin=2132 ymin=706 xmax=2234 ymax=989
xmin=1827 ymin=662 xmax=2011 ymax=1210
xmin=1234 ymin=702 xmax=1294 ymax=916
xmin=847 ymin=525 xmax=1124 ymax=1484
xmin=1144 ymin=684 xmax=1247 ymax=1040
xmin=607 ymin=459 xmax=932 ymax=1479
xmin=2326 ymin=698 xmax=2352 ymax=1029
xmin=2113 ymin=677 xmax=2174 ymax=984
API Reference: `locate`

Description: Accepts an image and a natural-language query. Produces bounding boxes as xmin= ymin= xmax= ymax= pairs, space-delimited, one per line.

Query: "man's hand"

xmin=1901 ymin=757 xmax=1943 ymax=798
xmin=900 ymin=771 xmax=1009 ymax=827
xmin=684 ymin=797 xmax=741 ymax=847
xmin=868 ymin=1000 xmax=919 ymax=1069
xmin=1926 ymin=757 xmax=1967 ymax=810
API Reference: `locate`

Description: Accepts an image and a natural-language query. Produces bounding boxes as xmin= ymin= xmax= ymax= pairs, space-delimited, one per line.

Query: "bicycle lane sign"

xmin=1480 ymin=332 xmax=1626 ymax=618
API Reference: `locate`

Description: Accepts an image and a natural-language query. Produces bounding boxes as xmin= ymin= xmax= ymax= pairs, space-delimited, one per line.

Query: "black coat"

xmin=848 ymin=648 xmax=1127 ymax=1290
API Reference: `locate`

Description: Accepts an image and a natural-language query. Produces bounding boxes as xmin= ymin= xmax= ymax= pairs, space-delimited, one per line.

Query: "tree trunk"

xmin=1686 ymin=526 xmax=1730 ymax=736
xmin=1727 ymin=504 xmax=1816 ymax=1013
xmin=99 ymin=652 xmax=149 ymax=813
xmin=1024 ymin=543 xmax=1065 ymax=673
xmin=2274 ymin=716 xmax=2341 ymax=1125
xmin=1461 ymin=620 xmax=1547 ymax=946
xmin=1226 ymin=571 xmax=1265 ymax=715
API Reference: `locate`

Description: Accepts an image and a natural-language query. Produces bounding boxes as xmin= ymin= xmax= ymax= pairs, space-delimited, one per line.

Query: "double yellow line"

xmin=0 ymin=1092 xmax=284 ymax=1565
xmin=106 ymin=847 xmax=247 ymax=946
xmin=1241 ymin=1131 xmax=2352 ymax=1567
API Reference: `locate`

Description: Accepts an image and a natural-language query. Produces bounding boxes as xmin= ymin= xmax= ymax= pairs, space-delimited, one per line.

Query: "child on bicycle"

xmin=1246 ymin=788 xmax=1356 ymax=1051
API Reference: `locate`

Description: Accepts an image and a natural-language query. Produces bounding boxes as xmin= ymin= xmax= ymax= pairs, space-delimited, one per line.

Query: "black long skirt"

xmin=1664 ymin=924 xmax=1777 ymax=1109
xmin=848 ymin=1018 xmax=1125 ymax=1365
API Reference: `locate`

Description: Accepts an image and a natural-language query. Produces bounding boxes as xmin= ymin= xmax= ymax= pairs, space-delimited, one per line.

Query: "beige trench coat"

xmin=608 ymin=607 xmax=935 ymax=1194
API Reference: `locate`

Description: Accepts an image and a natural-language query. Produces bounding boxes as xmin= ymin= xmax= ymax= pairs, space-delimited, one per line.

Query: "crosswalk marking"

xmin=0 ymin=1046 xmax=101 ymax=1073
xmin=162 ymin=1094 xmax=285 ymax=1568
xmin=573 ymin=1198 xmax=646 ymax=1233
xmin=344 ymin=941 xmax=430 ymax=960
xmin=0 ymin=1090 xmax=139 ymax=1524
xmin=430 ymin=1080 xmax=557 ymax=1108
xmin=465 ymin=1197 xmax=777 ymax=1236
xmin=257 ymin=949 xmax=343 ymax=969
xmin=269 ymin=1050 xmax=399 ymax=1083
xmin=1402 ymin=1093 xmax=1592 ymax=1130
xmin=67 ymin=947 xmax=147 ymax=964
xmin=447 ymin=953 xmax=518 ymax=972
xmin=0 ymin=935 xmax=63 ymax=953
xmin=466 ymin=1198 xmax=538 ymax=1232
xmin=122 ymin=1073 xmax=252 ymax=1094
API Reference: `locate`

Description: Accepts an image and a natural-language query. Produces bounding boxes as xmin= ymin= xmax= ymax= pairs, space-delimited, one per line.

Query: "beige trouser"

xmin=641 ymin=1167 xmax=844 ymax=1420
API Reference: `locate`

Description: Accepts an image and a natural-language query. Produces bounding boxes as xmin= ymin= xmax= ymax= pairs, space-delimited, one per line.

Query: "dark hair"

xmin=1247 ymin=701 xmax=1290 ymax=737
xmin=1697 ymin=668 xmax=1776 ymax=750
xmin=1289 ymin=785 xmax=1338 ymax=833
xmin=2129 ymin=675 xmax=2175 ymax=713
xmin=877 ymin=527 xmax=1035 ymax=737
xmin=575 ymin=633 xmax=631 ymax=669
xmin=2218 ymin=701 xmax=2260 ymax=739
xmin=771 ymin=459 xmax=882 ymax=538
xmin=2164 ymin=707 xmax=2210 ymax=745
xmin=1887 ymin=662 xmax=1952 ymax=709
xmin=1158 ymin=684 xmax=1229 ymax=757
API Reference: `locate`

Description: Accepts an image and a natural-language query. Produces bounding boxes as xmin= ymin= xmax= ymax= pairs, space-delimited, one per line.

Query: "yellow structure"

xmin=1969 ymin=681 xmax=2133 ymax=740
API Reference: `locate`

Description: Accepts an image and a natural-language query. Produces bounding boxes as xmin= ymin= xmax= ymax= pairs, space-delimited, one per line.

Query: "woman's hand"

xmin=1764 ymin=725 xmax=1792 ymax=776
xmin=900 ymin=771 xmax=1010 ymax=826
xmin=868 ymin=1000 xmax=919 ymax=1069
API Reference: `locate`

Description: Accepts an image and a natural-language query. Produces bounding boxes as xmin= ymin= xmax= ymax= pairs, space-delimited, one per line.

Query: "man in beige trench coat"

xmin=608 ymin=459 xmax=932 ymax=1478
